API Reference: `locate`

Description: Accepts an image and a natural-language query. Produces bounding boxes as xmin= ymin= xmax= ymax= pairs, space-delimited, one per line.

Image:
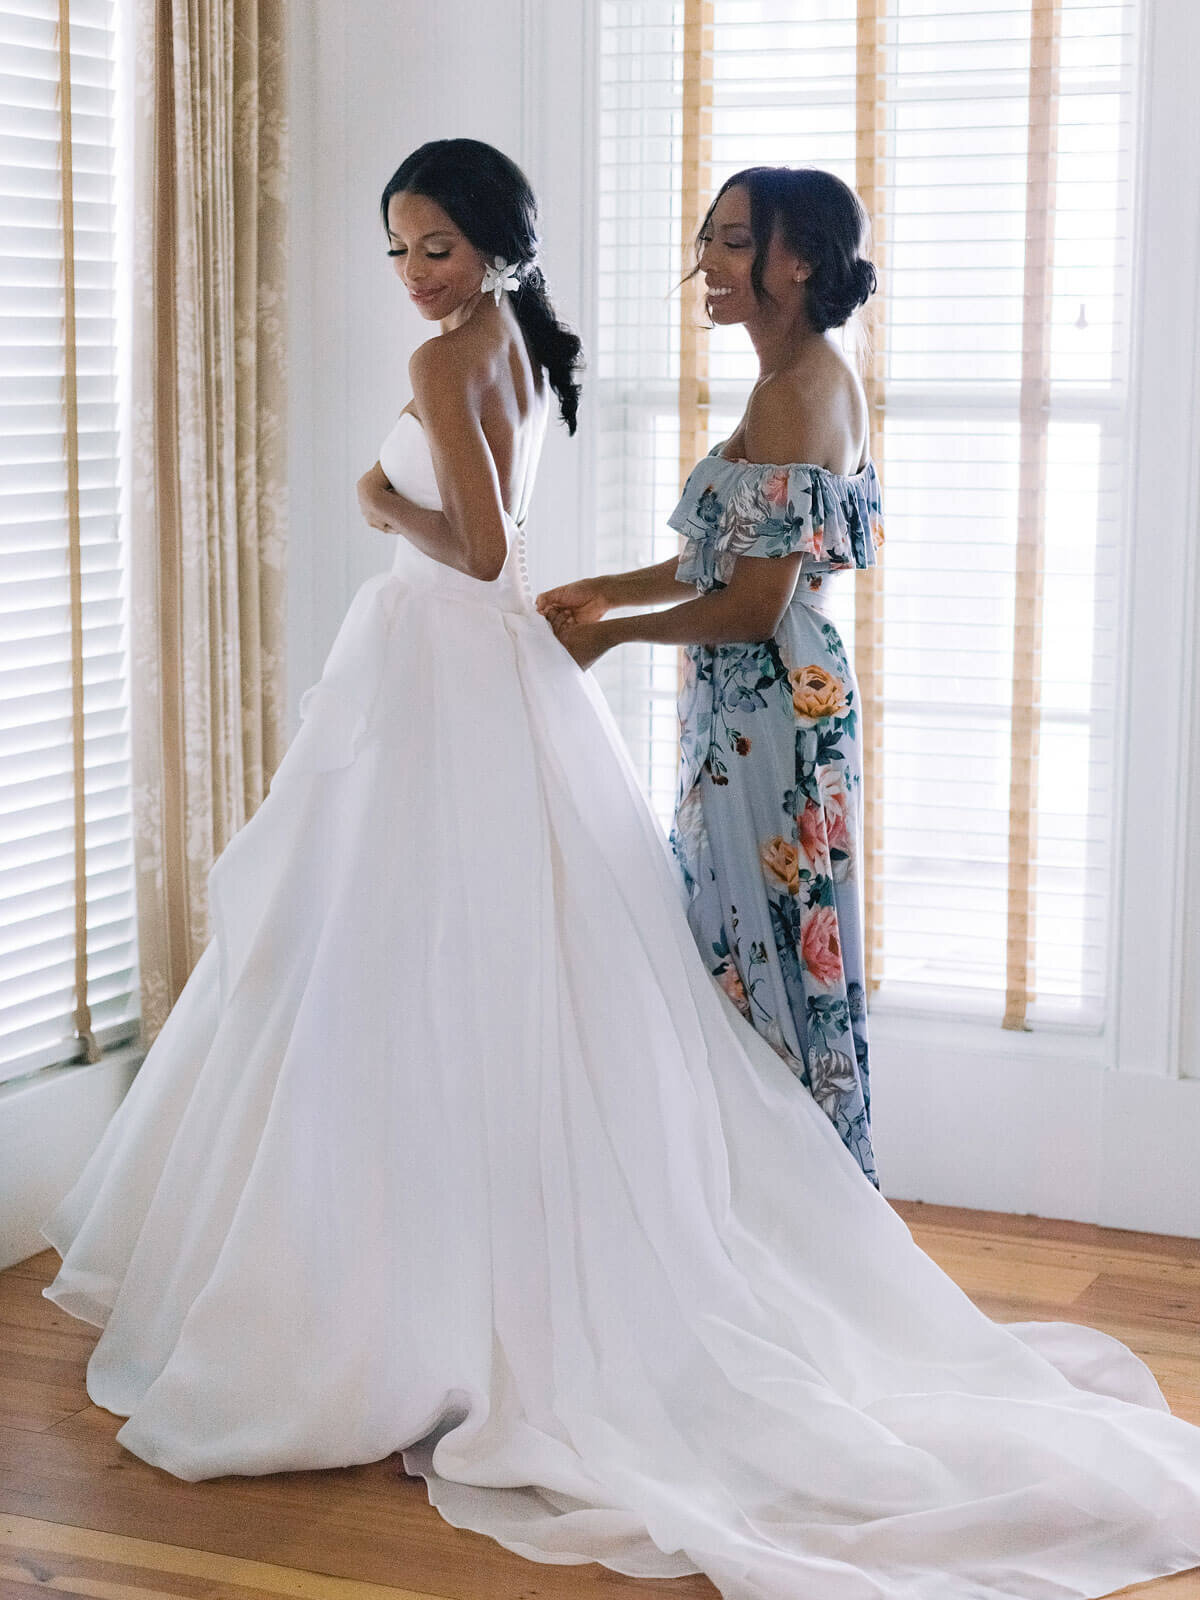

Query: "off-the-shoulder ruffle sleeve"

xmin=668 ymin=455 xmax=883 ymax=592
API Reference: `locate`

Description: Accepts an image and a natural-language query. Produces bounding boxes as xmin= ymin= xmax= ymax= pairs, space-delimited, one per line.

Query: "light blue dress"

xmin=668 ymin=450 xmax=884 ymax=1184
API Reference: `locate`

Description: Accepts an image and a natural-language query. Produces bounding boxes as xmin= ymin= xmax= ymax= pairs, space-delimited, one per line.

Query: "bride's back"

xmin=421 ymin=306 xmax=548 ymax=530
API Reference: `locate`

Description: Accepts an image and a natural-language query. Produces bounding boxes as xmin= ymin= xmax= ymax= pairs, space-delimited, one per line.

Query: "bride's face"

xmin=385 ymin=192 xmax=486 ymax=321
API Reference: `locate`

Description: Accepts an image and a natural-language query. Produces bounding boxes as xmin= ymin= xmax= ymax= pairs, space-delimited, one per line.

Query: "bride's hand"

xmin=356 ymin=467 xmax=396 ymax=534
xmin=548 ymin=613 xmax=614 ymax=673
xmin=536 ymin=576 xmax=611 ymax=628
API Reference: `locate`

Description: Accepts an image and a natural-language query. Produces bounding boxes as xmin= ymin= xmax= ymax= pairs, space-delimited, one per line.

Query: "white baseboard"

xmin=871 ymin=1016 xmax=1200 ymax=1238
xmin=0 ymin=1048 xmax=141 ymax=1271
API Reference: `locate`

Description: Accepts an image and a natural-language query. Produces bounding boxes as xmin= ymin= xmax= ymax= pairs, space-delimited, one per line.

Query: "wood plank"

xmin=900 ymin=1226 xmax=1200 ymax=1290
xmin=913 ymin=1242 xmax=1098 ymax=1304
xmin=0 ymin=1374 xmax=90 ymax=1435
xmin=0 ymin=1446 xmax=716 ymax=1600
xmin=1109 ymin=1577 xmax=1200 ymax=1598
xmin=893 ymin=1201 xmax=1200 ymax=1263
xmin=3 ymin=1251 xmax=58 ymax=1284
xmin=0 ymin=1277 xmax=95 ymax=1337
xmin=1071 ymin=1270 xmax=1200 ymax=1327
xmin=0 ymin=1341 xmax=93 ymax=1391
xmin=0 ymin=1315 xmax=99 ymax=1368
xmin=0 ymin=1510 xmax=457 ymax=1599
xmin=3 ymin=1211 xmax=1198 ymax=1600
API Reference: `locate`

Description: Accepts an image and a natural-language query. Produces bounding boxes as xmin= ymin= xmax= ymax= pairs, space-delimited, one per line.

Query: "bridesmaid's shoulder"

xmin=745 ymin=341 xmax=866 ymax=471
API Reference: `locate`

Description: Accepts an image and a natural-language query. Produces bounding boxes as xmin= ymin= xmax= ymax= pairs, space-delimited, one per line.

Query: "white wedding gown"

xmin=44 ymin=412 xmax=1200 ymax=1600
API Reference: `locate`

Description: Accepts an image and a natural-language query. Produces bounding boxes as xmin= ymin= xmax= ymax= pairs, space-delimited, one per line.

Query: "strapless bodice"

xmin=377 ymin=411 xmax=531 ymax=614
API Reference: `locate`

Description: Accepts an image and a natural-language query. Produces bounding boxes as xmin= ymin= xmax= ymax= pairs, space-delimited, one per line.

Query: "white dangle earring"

xmin=480 ymin=256 xmax=521 ymax=304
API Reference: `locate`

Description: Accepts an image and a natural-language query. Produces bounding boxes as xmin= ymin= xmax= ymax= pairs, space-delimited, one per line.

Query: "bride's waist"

xmin=388 ymin=536 xmax=531 ymax=614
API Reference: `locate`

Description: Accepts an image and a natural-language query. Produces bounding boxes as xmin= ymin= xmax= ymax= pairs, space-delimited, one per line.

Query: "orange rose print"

xmin=717 ymin=963 xmax=751 ymax=1015
xmin=759 ymin=836 xmax=801 ymax=896
xmin=788 ymin=663 xmax=847 ymax=725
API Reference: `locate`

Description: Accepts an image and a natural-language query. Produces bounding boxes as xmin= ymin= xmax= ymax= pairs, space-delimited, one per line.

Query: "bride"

xmin=43 ymin=138 xmax=1200 ymax=1600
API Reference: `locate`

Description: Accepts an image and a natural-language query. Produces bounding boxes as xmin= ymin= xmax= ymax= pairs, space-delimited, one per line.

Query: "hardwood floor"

xmin=1 ymin=1202 xmax=1197 ymax=1600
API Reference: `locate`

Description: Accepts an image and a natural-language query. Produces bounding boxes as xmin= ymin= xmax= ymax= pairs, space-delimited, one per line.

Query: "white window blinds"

xmin=0 ymin=0 xmax=138 ymax=1084
xmin=596 ymin=0 xmax=1135 ymax=1032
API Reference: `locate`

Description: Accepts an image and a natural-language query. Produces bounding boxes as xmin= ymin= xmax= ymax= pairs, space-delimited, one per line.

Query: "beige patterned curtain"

xmin=131 ymin=0 xmax=288 ymax=1041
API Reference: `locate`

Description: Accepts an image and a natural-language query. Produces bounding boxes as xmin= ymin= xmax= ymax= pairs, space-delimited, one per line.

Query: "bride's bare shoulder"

xmin=409 ymin=312 xmax=514 ymax=405
xmin=408 ymin=331 xmax=489 ymax=422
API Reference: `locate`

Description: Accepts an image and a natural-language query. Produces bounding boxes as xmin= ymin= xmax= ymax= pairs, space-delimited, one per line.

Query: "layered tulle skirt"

xmin=44 ymin=539 xmax=1200 ymax=1599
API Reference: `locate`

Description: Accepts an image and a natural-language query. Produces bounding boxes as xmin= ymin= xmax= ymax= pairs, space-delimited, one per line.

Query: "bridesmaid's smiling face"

xmin=385 ymin=192 xmax=487 ymax=322
xmin=696 ymin=184 xmax=811 ymax=328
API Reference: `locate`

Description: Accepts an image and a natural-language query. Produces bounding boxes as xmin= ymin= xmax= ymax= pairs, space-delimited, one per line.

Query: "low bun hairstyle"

xmin=380 ymin=139 xmax=584 ymax=435
xmin=696 ymin=166 xmax=876 ymax=333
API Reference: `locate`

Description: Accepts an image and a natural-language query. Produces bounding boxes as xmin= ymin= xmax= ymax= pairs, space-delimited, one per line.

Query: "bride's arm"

xmin=405 ymin=340 xmax=509 ymax=581
xmin=353 ymin=455 xmax=465 ymax=557
xmin=354 ymin=343 xmax=509 ymax=581
xmin=356 ymin=461 xmax=422 ymax=531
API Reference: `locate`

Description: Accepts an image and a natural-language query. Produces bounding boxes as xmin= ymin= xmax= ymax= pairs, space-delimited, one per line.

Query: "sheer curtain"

xmin=129 ymin=0 xmax=287 ymax=1040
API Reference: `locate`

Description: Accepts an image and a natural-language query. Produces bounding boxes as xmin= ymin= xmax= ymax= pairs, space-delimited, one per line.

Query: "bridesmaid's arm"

xmin=536 ymin=558 xmax=692 ymax=626
xmin=553 ymin=552 xmax=803 ymax=671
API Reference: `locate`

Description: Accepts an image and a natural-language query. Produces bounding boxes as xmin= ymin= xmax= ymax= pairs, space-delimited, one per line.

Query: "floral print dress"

xmin=668 ymin=449 xmax=884 ymax=1184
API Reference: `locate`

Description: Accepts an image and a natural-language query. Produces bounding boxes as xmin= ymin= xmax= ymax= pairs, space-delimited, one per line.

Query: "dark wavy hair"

xmin=694 ymin=167 xmax=876 ymax=333
xmin=380 ymin=139 xmax=584 ymax=435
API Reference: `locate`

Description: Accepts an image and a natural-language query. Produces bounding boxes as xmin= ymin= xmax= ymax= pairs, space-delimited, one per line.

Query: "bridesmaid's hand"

xmin=536 ymin=576 xmax=611 ymax=629
xmin=549 ymin=614 xmax=615 ymax=672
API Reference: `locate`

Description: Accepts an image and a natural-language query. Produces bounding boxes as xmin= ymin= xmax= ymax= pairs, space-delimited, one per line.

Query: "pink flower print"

xmin=798 ymin=799 xmax=827 ymax=871
xmin=818 ymin=765 xmax=851 ymax=855
xmin=763 ymin=468 xmax=790 ymax=508
xmin=801 ymin=904 xmax=844 ymax=989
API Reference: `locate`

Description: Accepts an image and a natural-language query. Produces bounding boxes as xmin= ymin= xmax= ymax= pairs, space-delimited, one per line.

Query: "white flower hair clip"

xmin=480 ymin=256 xmax=521 ymax=304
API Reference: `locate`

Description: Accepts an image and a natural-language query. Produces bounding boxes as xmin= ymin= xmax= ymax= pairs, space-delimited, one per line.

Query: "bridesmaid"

xmin=539 ymin=167 xmax=882 ymax=1183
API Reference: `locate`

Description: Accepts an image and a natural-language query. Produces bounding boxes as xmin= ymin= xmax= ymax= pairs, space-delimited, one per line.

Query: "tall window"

xmin=0 ymin=0 xmax=138 ymax=1084
xmin=596 ymin=0 xmax=1135 ymax=1033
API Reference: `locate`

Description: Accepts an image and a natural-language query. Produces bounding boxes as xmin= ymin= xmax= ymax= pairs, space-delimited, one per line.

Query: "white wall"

xmin=286 ymin=0 xmax=1200 ymax=1237
xmin=0 ymin=1050 xmax=140 ymax=1268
